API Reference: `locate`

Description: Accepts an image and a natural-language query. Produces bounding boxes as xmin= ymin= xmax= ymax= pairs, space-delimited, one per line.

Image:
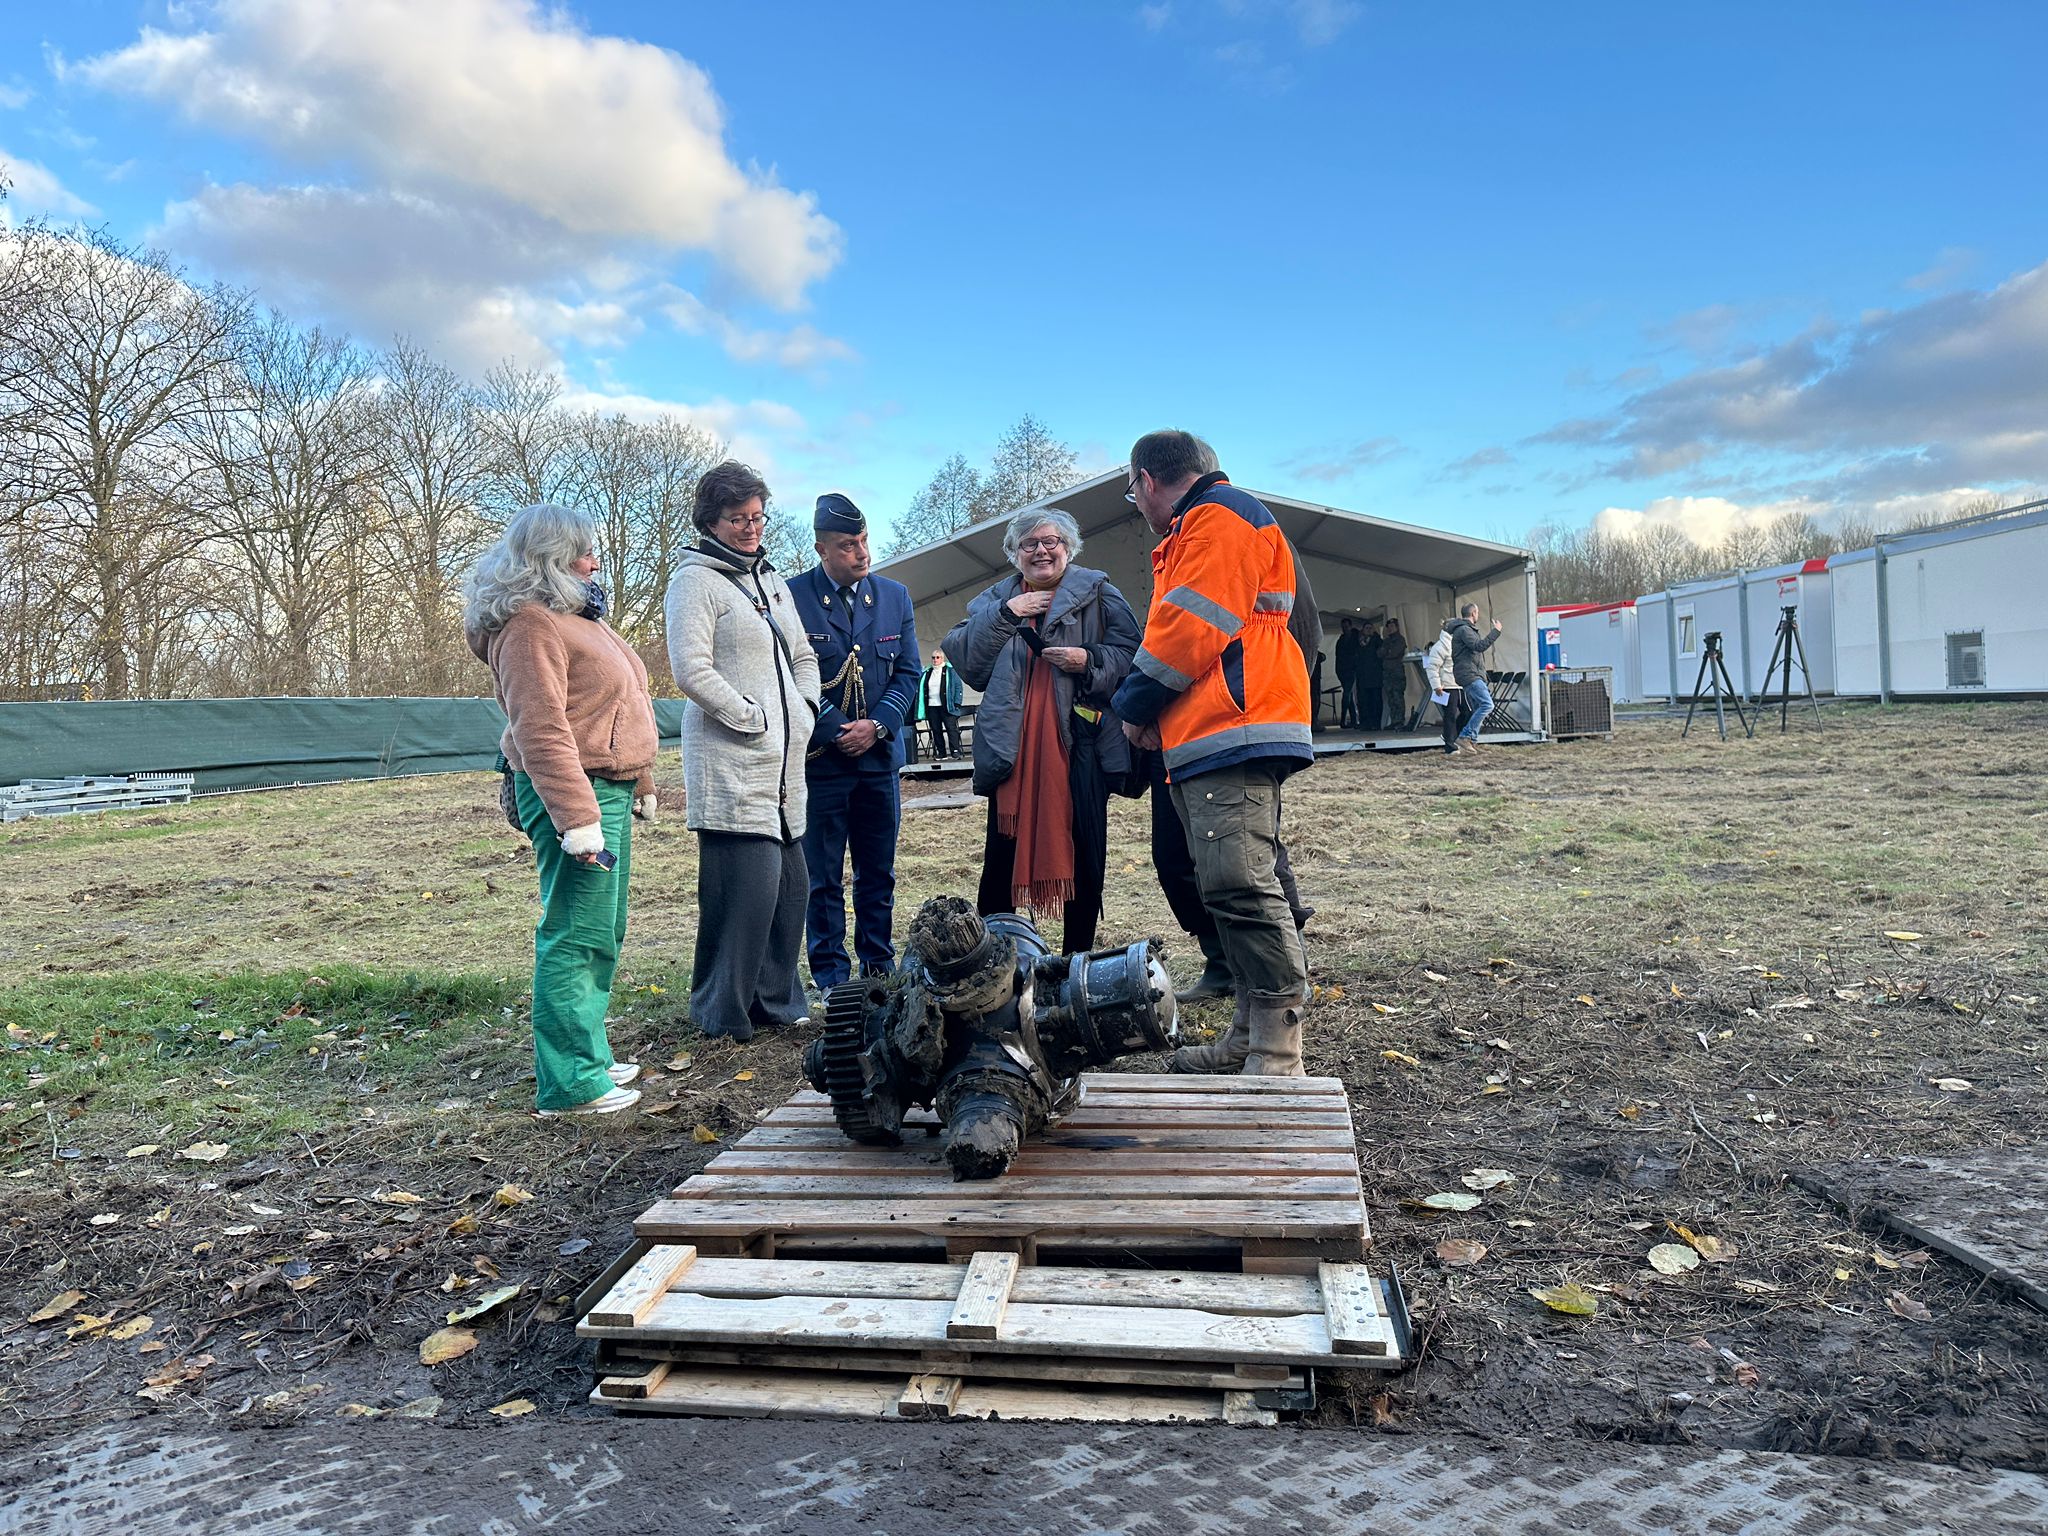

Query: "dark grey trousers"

xmin=690 ymin=831 xmax=809 ymax=1039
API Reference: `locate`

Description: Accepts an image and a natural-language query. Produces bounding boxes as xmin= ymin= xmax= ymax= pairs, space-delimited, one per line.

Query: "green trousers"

xmin=515 ymin=772 xmax=633 ymax=1110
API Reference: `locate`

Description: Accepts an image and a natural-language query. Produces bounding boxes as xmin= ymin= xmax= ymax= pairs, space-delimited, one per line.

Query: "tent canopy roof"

xmin=877 ymin=468 xmax=1532 ymax=608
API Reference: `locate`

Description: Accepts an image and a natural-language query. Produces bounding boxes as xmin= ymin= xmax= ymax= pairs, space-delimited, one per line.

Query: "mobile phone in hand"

xmin=590 ymin=849 xmax=618 ymax=873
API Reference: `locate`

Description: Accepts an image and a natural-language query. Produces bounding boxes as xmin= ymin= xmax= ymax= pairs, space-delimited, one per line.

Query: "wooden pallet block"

xmin=598 ymin=1342 xmax=1306 ymax=1394
xmin=633 ymin=1072 xmax=1369 ymax=1269
xmin=592 ymin=1367 xmax=1278 ymax=1425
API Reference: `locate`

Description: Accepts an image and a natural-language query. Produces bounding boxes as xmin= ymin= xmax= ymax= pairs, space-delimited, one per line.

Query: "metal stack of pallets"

xmin=579 ymin=1073 xmax=1408 ymax=1423
xmin=1 ymin=773 xmax=195 ymax=822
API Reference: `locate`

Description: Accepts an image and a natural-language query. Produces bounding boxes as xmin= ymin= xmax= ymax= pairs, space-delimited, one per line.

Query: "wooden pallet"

xmin=634 ymin=1072 xmax=1370 ymax=1272
xmin=588 ymin=1073 xmax=1404 ymax=1421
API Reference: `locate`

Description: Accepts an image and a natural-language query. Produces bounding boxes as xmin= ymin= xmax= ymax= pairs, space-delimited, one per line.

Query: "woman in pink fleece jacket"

xmin=464 ymin=504 xmax=658 ymax=1116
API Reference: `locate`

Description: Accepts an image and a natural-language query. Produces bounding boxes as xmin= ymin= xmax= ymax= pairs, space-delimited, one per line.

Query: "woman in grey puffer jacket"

xmin=665 ymin=462 xmax=821 ymax=1039
xmin=943 ymin=508 xmax=1140 ymax=954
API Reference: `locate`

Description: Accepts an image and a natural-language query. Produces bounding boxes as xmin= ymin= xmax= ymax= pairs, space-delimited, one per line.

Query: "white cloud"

xmin=76 ymin=0 xmax=841 ymax=310
xmin=1592 ymin=495 xmax=1826 ymax=549
xmin=0 ymin=82 xmax=33 ymax=111
xmin=1537 ymin=258 xmax=2048 ymax=499
xmin=663 ymin=291 xmax=856 ymax=372
xmin=1290 ymin=0 xmax=1360 ymax=46
xmin=1136 ymin=3 xmax=1173 ymax=31
xmin=1283 ymin=435 xmax=1406 ymax=483
xmin=160 ymin=182 xmax=639 ymax=370
xmin=1903 ymin=246 xmax=1976 ymax=292
xmin=0 ymin=147 xmax=97 ymax=217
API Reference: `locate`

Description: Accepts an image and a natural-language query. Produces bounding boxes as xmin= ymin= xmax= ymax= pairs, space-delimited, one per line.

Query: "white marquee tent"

xmin=876 ymin=469 xmax=1542 ymax=736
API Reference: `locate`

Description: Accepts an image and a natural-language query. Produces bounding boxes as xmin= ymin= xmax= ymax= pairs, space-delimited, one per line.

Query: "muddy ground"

xmin=1 ymin=701 xmax=2042 ymax=1477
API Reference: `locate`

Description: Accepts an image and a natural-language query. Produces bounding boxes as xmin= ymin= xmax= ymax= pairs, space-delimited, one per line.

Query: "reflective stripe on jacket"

xmin=1111 ymin=473 xmax=1313 ymax=782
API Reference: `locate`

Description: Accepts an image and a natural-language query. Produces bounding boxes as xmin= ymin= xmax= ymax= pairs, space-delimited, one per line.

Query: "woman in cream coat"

xmin=666 ymin=462 xmax=821 ymax=1040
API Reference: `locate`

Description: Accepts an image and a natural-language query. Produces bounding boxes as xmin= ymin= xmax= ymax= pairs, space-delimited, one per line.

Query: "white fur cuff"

xmin=560 ymin=823 xmax=605 ymax=856
xmin=633 ymin=794 xmax=659 ymax=823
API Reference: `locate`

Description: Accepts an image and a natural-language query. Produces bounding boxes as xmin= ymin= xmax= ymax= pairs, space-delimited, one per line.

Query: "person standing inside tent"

xmin=1355 ymin=618 xmax=1384 ymax=732
xmin=787 ymin=494 xmax=920 ymax=989
xmin=665 ymin=462 xmax=821 ymax=1041
xmin=915 ymin=646 xmax=965 ymax=762
xmin=1334 ymin=617 xmax=1363 ymax=728
xmin=1379 ymin=616 xmax=1409 ymax=730
xmin=1114 ymin=430 xmax=1314 ymax=1077
xmin=464 ymin=504 xmax=657 ymax=1117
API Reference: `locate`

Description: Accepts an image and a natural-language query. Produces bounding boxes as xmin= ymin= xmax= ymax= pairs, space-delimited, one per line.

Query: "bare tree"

xmin=974 ymin=413 xmax=1078 ymax=522
xmin=477 ymin=361 xmax=576 ymax=515
xmin=195 ymin=311 xmax=381 ymax=693
xmin=368 ymin=340 xmax=491 ymax=692
xmin=0 ymin=227 xmax=248 ymax=697
xmin=886 ymin=452 xmax=983 ymax=557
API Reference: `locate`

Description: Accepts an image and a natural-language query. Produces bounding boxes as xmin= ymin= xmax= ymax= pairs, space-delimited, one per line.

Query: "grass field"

xmin=1 ymin=701 xmax=2043 ymax=1461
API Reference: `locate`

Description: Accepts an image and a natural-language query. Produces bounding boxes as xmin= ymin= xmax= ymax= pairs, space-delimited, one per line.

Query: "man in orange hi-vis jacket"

xmin=1112 ymin=430 xmax=1313 ymax=1076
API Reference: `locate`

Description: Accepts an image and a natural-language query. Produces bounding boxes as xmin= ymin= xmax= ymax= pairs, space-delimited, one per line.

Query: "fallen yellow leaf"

xmin=446 ymin=1283 xmax=522 ymax=1326
xmin=1883 ymin=931 xmax=1924 ymax=942
xmin=29 ymin=1289 xmax=86 ymax=1324
xmin=489 ymin=1397 xmax=536 ymax=1418
xmin=419 ymin=1327 xmax=478 ymax=1366
xmin=691 ymin=1124 xmax=720 ymax=1144
xmin=1529 ymin=1284 xmax=1598 ymax=1317
xmin=176 ymin=1141 xmax=230 ymax=1162
xmin=104 ymin=1315 xmax=154 ymax=1341
xmin=665 ymin=1052 xmax=693 ymax=1072
xmin=734 ymin=1069 xmax=756 ymax=1082
xmin=376 ymin=1190 xmax=425 ymax=1206
xmin=1575 ymin=995 xmax=1595 ymax=1006
xmin=492 ymin=1183 xmax=535 ymax=1208
xmin=125 ymin=1144 xmax=159 ymax=1159
xmin=1381 ymin=1049 xmax=1421 ymax=1068
xmin=1435 ymin=1239 xmax=1487 ymax=1267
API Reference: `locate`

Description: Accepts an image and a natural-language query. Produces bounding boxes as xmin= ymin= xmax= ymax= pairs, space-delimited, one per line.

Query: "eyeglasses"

xmin=1123 ymin=471 xmax=1145 ymax=505
xmin=720 ymin=512 xmax=768 ymax=529
xmin=1017 ymin=536 xmax=1067 ymax=554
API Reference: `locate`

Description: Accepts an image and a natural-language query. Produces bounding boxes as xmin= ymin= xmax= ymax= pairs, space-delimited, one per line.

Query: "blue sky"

xmin=4 ymin=0 xmax=2046 ymax=553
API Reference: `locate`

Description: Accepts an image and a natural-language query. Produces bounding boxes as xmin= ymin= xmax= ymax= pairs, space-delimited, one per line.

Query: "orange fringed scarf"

xmin=993 ymin=650 xmax=1075 ymax=913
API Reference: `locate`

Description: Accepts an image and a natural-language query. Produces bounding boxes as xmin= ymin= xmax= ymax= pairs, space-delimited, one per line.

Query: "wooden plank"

xmin=573 ymin=1237 xmax=651 ymax=1319
xmin=596 ymin=1360 xmax=672 ymax=1399
xmin=615 ymin=1292 xmax=1345 ymax=1367
xmin=582 ymin=1244 xmax=699 ymax=1329
xmin=703 ymin=1148 xmax=1362 ymax=1178
xmin=946 ymin=1251 xmax=1020 ymax=1341
xmin=762 ymin=1105 xmax=1354 ymax=1131
xmin=671 ymin=1173 xmax=1362 ymax=1202
xmin=897 ymin=1372 xmax=963 ymax=1420
xmin=1050 ymin=1091 xmax=1352 ymax=1112
xmin=605 ymin=1370 xmax=1247 ymax=1423
xmin=734 ymin=1125 xmax=1355 ymax=1152
xmin=633 ymin=1255 xmax=1326 ymax=1316
xmin=1067 ymin=1073 xmax=1347 ymax=1094
xmin=635 ymin=1198 xmax=1368 ymax=1245
xmin=1318 ymin=1262 xmax=1393 ymax=1356
xmin=606 ymin=1341 xmax=1305 ymax=1392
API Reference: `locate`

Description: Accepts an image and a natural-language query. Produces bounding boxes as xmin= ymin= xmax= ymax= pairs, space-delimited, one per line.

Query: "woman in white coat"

xmin=665 ymin=462 xmax=821 ymax=1040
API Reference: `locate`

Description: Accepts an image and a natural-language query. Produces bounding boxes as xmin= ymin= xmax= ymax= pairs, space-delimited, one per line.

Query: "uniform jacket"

xmin=787 ymin=565 xmax=919 ymax=775
xmin=1379 ymin=627 xmax=1411 ymax=689
xmin=468 ymin=602 xmax=657 ymax=834
xmin=944 ymin=565 xmax=1140 ymax=798
xmin=914 ymin=662 xmax=965 ymax=721
xmin=1111 ymin=473 xmax=1314 ymax=782
xmin=1445 ymin=616 xmax=1500 ymax=687
xmin=665 ymin=542 xmax=821 ymax=841
xmin=1333 ymin=629 xmax=1363 ymax=684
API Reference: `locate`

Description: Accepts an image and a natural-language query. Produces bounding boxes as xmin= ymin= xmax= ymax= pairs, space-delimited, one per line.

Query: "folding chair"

xmin=1482 ymin=670 xmax=1525 ymax=732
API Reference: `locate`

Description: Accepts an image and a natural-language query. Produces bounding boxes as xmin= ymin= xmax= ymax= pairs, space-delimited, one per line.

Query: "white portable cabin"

xmin=879 ymin=468 xmax=1544 ymax=735
xmin=1636 ymin=574 xmax=1747 ymax=701
xmin=1740 ymin=558 xmax=1835 ymax=695
xmin=1549 ymin=600 xmax=1641 ymax=701
xmin=1830 ymin=501 xmax=2048 ymax=697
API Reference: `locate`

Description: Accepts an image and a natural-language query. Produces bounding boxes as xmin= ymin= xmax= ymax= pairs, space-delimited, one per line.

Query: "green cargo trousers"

xmin=515 ymin=772 xmax=633 ymax=1110
xmin=1169 ymin=759 xmax=1307 ymax=999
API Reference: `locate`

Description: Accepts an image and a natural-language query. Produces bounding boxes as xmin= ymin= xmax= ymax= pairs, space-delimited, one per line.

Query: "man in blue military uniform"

xmin=787 ymin=493 xmax=920 ymax=990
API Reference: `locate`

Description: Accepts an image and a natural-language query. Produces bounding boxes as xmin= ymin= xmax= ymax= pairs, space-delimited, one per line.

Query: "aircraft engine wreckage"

xmin=801 ymin=895 xmax=1179 ymax=1180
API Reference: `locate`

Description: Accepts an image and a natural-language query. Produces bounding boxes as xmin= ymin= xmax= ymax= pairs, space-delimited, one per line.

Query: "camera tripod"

xmin=1681 ymin=630 xmax=1752 ymax=741
xmin=1757 ymin=604 xmax=1823 ymax=732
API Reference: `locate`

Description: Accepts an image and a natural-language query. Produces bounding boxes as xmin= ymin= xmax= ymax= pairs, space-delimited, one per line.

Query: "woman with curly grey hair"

xmin=942 ymin=506 xmax=1140 ymax=954
xmin=665 ymin=461 xmax=821 ymax=1040
xmin=464 ymin=503 xmax=658 ymax=1116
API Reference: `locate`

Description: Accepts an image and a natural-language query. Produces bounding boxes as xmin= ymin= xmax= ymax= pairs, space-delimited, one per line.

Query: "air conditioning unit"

xmin=1945 ymin=631 xmax=1986 ymax=689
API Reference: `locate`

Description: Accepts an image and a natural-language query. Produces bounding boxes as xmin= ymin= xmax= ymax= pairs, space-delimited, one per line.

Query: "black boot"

xmin=1174 ymin=934 xmax=1235 ymax=1004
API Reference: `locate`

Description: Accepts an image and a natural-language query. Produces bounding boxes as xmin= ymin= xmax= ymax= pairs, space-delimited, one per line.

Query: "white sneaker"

xmin=607 ymin=1061 xmax=641 ymax=1086
xmin=538 ymin=1086 xmax=641 ymax=1117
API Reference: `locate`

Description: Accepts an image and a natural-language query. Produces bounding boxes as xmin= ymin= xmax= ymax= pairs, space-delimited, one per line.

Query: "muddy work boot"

xmin=1242 ymin=992 xmax=1307 ymax=1077
xmin=1170 ymin=988 xmax=1250 ymax=1073
xmin=1174 ymin=935 xmax=1235 ymax=1004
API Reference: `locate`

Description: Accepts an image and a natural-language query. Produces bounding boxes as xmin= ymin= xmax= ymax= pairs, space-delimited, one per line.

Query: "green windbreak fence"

xmin=0 ymin=698 xmax=686 ymax=794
